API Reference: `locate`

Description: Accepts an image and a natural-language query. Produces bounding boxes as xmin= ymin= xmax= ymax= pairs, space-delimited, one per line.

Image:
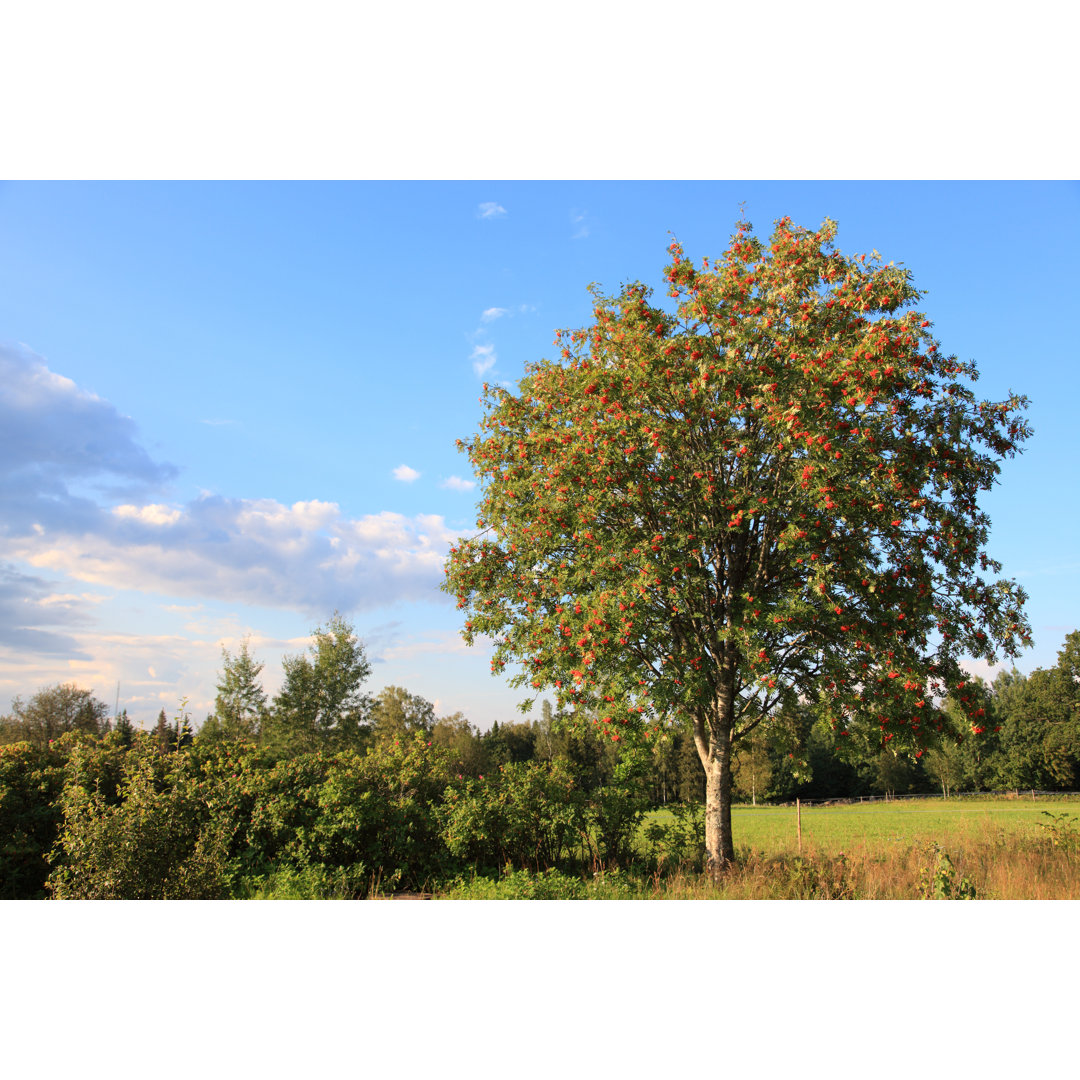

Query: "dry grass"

xmin=638 ymin=831 xmax=1080 ymax=899
xmin=633 ymin=798 xmax=1080 ymax=899
xmin=428 ymin=800 xmax=1080 ymax=899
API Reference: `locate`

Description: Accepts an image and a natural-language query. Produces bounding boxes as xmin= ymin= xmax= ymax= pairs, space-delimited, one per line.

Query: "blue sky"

xmin=2 ymin=180 xmax=1079 ymax=729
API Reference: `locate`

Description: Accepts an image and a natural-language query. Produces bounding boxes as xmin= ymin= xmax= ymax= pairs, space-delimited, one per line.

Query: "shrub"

xmin=585 ymin=746 xmax=650 ymax=868
xmin=233 ymin=863 xmax=366 ymax=900
xmin=48 ymin=737 xmax=231 ymax=899
xmin=441 ymin=866 xmax=647 ymax=899
xmin=298 ymin=736 xmax=454 ymax=893
xmin=0 ymin=741 xmax=65 ymax=898
xmin=440 ymin=758 xmax=586 ymax=872
xmin=1032 ymin=811 xmax=1080 ymax=854
xmin=641 ymin=802 xmax=706 ymax=873
xmin=233 ymin=751 xmax=328 ymax=880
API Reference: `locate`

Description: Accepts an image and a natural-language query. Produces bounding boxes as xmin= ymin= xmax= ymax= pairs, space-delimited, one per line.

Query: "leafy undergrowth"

xmin=439 ymin=867 xmax=646 ymax=900
xmin=233 ymin=864 xmax=370 ymax=900
xmin=213 ymin=812 xmax=1080 ymax=899
xmin=425 ymin=823 xmax=1080 ymax=900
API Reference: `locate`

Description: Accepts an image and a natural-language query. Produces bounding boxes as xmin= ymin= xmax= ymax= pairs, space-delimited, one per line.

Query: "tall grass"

xmin=433 ymin=801 xmax=1080 ymax=900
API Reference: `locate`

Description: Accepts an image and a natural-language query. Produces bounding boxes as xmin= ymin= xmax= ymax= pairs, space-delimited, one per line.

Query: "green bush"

xmin=440 ymin=758 xmax=586 ymax=872
xmin=302 ymin=737 xmax=454 ymax=892
xmin=918 ymin=842 xmax=977 ymax=899
xmin=1032 ymin=811 xmax=1080 ymax=854
xmin=48 ymin=736 xmax=231 ymax=899
xmin=232 ymin=751 xmax=328 ymax=880
xmin=441 ymin=866 xmax=646 ymax=899
xmin=585 ymin=747 xmax=650 ymax=867
xmin=442 ymin=867 xmax=588 ymax=899
xmin=641 ymin=802 xmax=705 ymax=873
xmin=0 ymin=741 xmax=65 ymax=898
xmin=233 ymin=863 xmax=366 ymax=900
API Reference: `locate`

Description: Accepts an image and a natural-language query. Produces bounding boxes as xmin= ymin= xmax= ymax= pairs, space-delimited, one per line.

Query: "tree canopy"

xmin=212 ymin=637 xmax=268 ymax=741
xmin=264 ymin=613 xmax=372 ymax=755
xmin=1 ymin=684 xmax=110 ymax=748
xmin=370 ymin=685 xmax=436 ymax=744
xmin=443 ymin=215 xmax=1032 ymax=867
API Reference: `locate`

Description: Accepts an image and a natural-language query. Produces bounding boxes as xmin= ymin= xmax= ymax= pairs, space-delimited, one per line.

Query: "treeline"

xmin=5 ymin=622 xmax=1079 ymax=802
xmin=2 ymin=622 xmax=1078 ymax=898
xmin=0 ymin=725 xmax=663 ymax=900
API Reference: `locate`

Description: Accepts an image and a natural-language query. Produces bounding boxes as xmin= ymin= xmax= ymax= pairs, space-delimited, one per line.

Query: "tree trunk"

xmin=704 ymin=740 xmax=735 ymax=872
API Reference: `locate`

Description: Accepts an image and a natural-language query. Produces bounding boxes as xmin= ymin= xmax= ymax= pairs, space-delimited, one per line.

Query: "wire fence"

xmin=766 ymin=789 xmax=1080 ymax=809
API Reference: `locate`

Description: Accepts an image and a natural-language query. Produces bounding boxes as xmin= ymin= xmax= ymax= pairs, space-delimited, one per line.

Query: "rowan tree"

xmin=443 ymin=215 xmax=1032 ymax=869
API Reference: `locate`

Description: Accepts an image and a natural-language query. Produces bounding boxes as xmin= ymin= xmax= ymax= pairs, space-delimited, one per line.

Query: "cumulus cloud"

xmin=0 ymin=343 xmax=178 ymax=537
xmin=0 ymin=562 xmax=95 ymax=658
xmin=441 ymin=476 xmax=476 ymax=492
xmin=471 ymin=343 xmax=497 ymax=378
xmin=0 ymin=347 xmax=462 ymax=622
xmin=481 ymin=307 xmax=508 ymax=323
xmin=477 ymin=202 xmax=507 ymax=219
xmin=392 ymin=464 xmax=421 ymax=483
xmin=4 ymin=497 xmax=459 ymax=618
xmin=113 ymin=503 xmax=183 ymax=526
xmin=0 ymin=347 xmax=514 ymax=724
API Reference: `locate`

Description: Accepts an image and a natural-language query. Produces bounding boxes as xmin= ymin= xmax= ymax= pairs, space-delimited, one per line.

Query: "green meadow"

xmin=721 ymin=797 xmax=1080 ymax=852
xmin=617 ymin=797 xmax=1080 ymax=900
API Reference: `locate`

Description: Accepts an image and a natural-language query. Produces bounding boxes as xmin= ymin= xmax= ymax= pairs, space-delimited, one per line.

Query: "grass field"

xmin=627 ymin=797 xmax=1080 ymax=899
xmin=644 ymin=796 xmax=1080 ymax=851
xmin=727 ymin=796 xmax=1080 ymax=852
xmin=435 ymin=799 xmax=1080 ymax=899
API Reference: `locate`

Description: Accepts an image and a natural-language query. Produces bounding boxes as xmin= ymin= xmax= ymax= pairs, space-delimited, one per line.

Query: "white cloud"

xmin=0 ymin=344 xmax=485 ymax=721
xmin=441 ymin=476 xmax=476 ymax=492
xmin=0 ymin=348 xmax=459 ymax=619
xmin=113 ymin=503 xmax=183 ymax=526
xmin=380 ymin=631 xmax=486 ymax=662
xmin=2 ymin=497 xmax=460 ymax=619
xmin=570 ymin=209 xmax=589 ymax=239
xmin=0 ymin=561 xmax=96 ymax=657
xmin=0 ymin=344 xmax=177 ymax=505
xmin=39 ymin=592 xmax=106 ymax=608
xmin=481 ymin=307 xmax=508 ymax=323
xmin=0 ymin=622 xmax=305 ymax=726
xmin=477 ymin=202 xmax=507 ymax=219
xmin=471 ymin=343 xmax=497 ymax=378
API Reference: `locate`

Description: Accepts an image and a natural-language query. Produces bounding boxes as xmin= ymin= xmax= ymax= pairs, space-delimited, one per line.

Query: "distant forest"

xmin=3 ymin=623 xmax=1079 ymax=900
xmin=5 ymin=622 xmax=1080 ymax=803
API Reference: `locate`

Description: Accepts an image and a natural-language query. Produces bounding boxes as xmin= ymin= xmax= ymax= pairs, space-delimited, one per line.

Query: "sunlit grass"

xmin=246 ymin=798 xmax=1080 ymax=899
xmin=632 ymin=797 xmax=1080 ymax=899
xmin=647 ymin=797 xmax=1080 ymax=853
xmin=432 ymin=798 xmax=1080 ymax=899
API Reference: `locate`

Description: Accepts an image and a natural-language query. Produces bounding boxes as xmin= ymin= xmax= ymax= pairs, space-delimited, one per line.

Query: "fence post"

xmin=796 ymin=798 xmax=802 ymax=854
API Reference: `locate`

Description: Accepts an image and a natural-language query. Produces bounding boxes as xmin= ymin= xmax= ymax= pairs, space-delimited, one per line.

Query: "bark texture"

xmin=704 ymin=740 xmax=735 ymax=871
